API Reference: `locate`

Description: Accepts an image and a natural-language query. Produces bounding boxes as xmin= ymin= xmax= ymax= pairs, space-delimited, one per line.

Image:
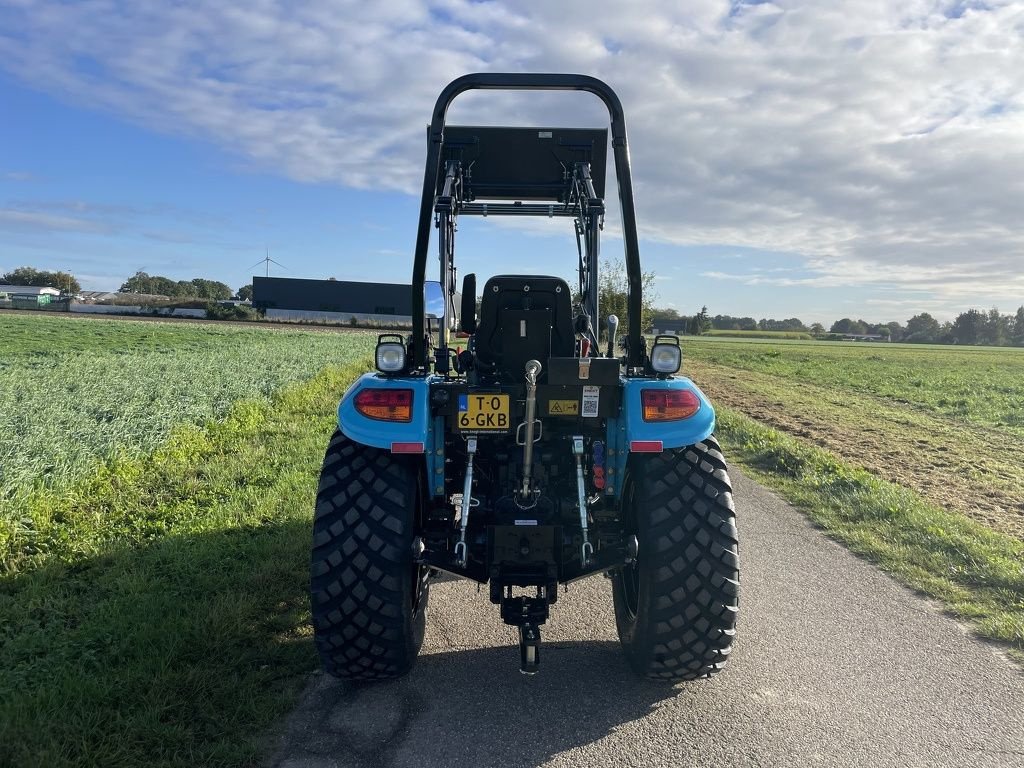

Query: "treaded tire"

xmin=612 ymin=435 xmax=739 ymax=680
xmin=310 ymin=430 xmax=428 ymax=680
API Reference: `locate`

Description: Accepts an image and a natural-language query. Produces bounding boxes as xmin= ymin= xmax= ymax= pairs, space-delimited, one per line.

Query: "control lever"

xmin=606 ymin=314 xmax=619 ymax=358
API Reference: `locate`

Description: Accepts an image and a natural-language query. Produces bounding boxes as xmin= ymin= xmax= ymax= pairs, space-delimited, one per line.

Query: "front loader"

xmin=310 ymin=73 xmax=739 ymax=679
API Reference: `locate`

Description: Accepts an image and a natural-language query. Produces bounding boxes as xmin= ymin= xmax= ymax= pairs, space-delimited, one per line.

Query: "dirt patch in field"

xmin=690 ymin=362 xmax=1024 ymax=542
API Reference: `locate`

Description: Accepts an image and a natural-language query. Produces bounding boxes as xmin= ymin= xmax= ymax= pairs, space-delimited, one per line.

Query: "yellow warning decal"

xmin=548 ymin=399 xmax=579 ymax=415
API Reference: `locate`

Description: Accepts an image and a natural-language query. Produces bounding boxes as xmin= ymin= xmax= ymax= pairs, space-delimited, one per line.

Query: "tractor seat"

xmin=474 ymin=275 xmax=575 ymax=382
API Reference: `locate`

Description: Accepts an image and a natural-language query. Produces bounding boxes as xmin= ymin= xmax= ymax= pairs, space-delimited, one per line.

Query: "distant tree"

xmin=809 ymin=322 xmax=825 ymax=335
xmin=598 ymin=258 xmax=658 ymax=333
xmin=119 ymin=272 xmax=231 ymax=300
xmin=983 ymin=307 xmax=1010 ymax=347
xmin=236 ymin=284 xmax=254 ymax=301
xmin=689 ymin=305 xmax=712 ymax=335
xmin=651 ymin=307 xmax=680 ymax=322
xmin=951 ymin=309 xmax=986 ymax=346
xmin=904 ymin=313 xmax=940 ymax=343
xmin=189 ymin=278 xmax=232 ymax=300
xmin=708 ymin=314 xmax=757 ymax=331
xmin=830 ymin=318 xmax=867 ymax=335
xmin=120 ymin=271 xmax=157 ymax=294
xmin=1012 ymin=306 xmax=1024 ymax=347
xmin=885 ymin=321 xmax=904 ymax=342
xmin=2 ymin=266 xmax=81 ymax=294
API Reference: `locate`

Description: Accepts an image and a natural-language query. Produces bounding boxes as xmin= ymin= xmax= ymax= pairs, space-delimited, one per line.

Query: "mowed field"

xmin=1 ymin=313 xmax=1021 ymax=766
xmin=681 ymin=337 xmax=1024 ymax=539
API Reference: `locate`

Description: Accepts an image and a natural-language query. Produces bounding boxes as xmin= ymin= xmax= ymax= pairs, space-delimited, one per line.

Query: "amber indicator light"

xmin=641 ymin=389 xmax=700 ymax=421
xmin=355 ymin=389 xmax=413 ymax=422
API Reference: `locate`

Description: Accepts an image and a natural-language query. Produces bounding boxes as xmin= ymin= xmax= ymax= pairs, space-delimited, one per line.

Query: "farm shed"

xmin=252 ymin=277 xmax=413 ymax=324
xmin=0 ymin=284 xmax=61 ymax=308
xmin=651 ymin=318 xmax=689 ymax=335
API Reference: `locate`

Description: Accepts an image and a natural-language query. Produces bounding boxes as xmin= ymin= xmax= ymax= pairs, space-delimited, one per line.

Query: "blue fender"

xmin=604 ymin=376 xmax=716 ymax=497
xmin=337 ymin=372 xmax=434 ymax=449
xmin=337 ymin=374 xmax=447 ymax=497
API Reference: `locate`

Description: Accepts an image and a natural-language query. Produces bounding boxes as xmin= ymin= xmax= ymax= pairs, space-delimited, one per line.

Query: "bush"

xmin=204 ymin=303 xmax=260 ymax=321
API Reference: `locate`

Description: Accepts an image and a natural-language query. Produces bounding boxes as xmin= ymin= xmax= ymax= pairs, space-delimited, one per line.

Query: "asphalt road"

xmin=269 ymin=471 xmax=1024 ymax=768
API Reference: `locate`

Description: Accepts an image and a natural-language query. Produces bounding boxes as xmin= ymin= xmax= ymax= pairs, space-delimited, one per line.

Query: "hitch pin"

xmin=572 ymin=436 xmax=593 ymax=566
xmin=454 ymin=436 xmax=477 ymax=567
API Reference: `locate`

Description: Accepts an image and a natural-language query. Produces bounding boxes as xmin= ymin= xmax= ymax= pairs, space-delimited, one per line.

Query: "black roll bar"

xmin=411 ymin=73 xmax=645 ymax=370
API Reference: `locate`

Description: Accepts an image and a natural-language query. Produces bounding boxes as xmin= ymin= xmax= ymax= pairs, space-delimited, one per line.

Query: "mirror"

xmin=424 ymin=281 xmax=444 ymax=334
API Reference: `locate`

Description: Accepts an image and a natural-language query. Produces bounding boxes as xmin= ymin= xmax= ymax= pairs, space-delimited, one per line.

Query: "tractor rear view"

xmin=310 ymin=74 xmax=739 ymax=678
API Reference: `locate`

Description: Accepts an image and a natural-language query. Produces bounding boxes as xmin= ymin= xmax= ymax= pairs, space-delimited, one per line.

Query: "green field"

xmin=0 ymin=314 xmax=375 ymax=569
xmin=681 ymin=337 xmax=1024 ymax=540
xmin=704 ymin=329 xmax=813 ymax=340
xmin=1 ymin=315 xmax=1022 ymax=765
xmin=684 ymin=337 xmax=1024 ymax=432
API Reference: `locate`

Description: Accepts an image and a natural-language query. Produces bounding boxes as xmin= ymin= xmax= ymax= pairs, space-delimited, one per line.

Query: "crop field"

xmin=680 ymin=337 xmax=1024 ymax=539
xmin=0 ymin=313 xmax=375 ymax=567
xmin=1 ymin=313 xmax=378 ymax=765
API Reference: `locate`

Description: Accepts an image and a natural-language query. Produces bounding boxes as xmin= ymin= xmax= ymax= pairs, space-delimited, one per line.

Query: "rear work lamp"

xmin=375 ymin=333 xmax=407 ymax=373
xmin=649 ymin=335 xmax=681 ymax=376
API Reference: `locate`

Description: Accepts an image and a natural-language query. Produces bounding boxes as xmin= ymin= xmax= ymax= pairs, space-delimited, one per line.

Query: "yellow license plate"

xmin=457 ymin=393 xmax=511 ymax=432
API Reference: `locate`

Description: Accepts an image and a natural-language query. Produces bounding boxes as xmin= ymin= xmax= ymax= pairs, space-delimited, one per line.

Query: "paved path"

xmin=270 ymin=472 xmax=1024 ymax=768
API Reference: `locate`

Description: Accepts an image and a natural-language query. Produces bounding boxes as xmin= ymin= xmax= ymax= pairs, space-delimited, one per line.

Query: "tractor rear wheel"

xmin=310 ymin=430 xmax=429 ymax=680
xmin=612 ymin=436 xmax=739 ymax=680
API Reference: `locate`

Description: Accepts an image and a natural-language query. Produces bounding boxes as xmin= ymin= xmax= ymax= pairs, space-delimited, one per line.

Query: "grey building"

xmin=253 ymin=276 xmax=412 ymax=324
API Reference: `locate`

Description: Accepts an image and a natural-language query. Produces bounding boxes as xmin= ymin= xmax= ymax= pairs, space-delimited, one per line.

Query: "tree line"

xmin=650 ymin=307 xmax=1024 ymax=347
xmin=119 ymin=271 xmax=237 ymax=301
xmin=1 ymin=266 xmax=252 ymax=302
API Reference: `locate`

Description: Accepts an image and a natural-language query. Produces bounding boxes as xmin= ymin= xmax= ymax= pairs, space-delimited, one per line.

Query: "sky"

xmin=1 ymin=0 xmax=1022 ymax=326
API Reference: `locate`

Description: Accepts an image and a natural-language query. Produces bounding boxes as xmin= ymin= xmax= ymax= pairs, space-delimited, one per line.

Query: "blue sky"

xmin=2 ymin=1 xmax=1022 ymax=325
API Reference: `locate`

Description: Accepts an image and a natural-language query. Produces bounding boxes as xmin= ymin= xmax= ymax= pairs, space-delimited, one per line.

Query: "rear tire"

xmin=310 ymin=430 xmax=429 ymax=680
xmin=612 ymin=436 xmax=739 ymax=680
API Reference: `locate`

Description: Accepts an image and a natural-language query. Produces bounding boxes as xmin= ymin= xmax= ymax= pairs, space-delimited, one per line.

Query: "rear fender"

xmin=604 ymin=377 xmax=716 ymax=497
xmin=338 ymin=374 xmax=443 ymax=489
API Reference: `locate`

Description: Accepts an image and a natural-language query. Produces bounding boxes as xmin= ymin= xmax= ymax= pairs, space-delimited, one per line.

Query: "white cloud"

xmin=0 ymin=207 xmax=111 ymax=233
xmin=1 ymin=0 xmax=1022 ymax=302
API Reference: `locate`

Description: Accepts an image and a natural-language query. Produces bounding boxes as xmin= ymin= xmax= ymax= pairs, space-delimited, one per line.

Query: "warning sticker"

xmin=548 ymin=399 xmax=579 ymax=415
xmin=582 ymin=386 xmax=600 ymax=417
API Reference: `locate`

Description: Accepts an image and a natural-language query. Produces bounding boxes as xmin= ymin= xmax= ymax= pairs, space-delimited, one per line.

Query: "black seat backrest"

xmin=475 ymin=275 xmax=575 ymax=382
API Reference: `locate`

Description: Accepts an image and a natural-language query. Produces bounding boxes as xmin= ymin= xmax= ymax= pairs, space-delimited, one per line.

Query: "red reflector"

xmin=630 ymin=440 xmax=664 ymax=453
xmin=641 ymin=389 xmax=701 ymax=421
xmin=391 ymin=442 xmax=424 ymax=453
xmin=354 ymin=388 xmax=413 ymax=422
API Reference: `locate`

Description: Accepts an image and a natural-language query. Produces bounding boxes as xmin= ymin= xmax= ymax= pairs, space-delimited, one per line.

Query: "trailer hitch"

xmin=499 ymin=589 xmax=549 ymax=675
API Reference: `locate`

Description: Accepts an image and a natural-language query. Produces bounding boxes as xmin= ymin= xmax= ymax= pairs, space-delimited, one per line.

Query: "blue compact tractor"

xmin=310 ymin=74 xmax=739 ymax=678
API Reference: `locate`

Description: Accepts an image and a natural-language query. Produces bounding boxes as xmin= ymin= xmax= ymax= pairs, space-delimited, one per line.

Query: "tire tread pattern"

xmin=310 ymin=430 xmax=425 ymax=680
xmin=614 ymin=435 xmax=739 ymax=680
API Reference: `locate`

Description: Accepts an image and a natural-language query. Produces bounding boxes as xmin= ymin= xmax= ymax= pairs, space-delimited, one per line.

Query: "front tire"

xmin=310 ymin=430 xmax=429 ymax=680
xmin=612 ymin=436 xmax=739 ymax=680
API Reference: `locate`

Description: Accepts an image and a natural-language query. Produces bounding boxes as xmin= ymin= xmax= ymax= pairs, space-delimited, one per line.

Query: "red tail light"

xmin=355 ymin=389 xmax=413 ymax=422
xmin=641 ymin=389 xmax=700 ymax=421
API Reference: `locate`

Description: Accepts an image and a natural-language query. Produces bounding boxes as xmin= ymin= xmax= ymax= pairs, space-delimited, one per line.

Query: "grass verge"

xmin=0 ymin=361 xmax=367 ymax=767
xmin=715 ymin=407 xmax=1024 ymax=661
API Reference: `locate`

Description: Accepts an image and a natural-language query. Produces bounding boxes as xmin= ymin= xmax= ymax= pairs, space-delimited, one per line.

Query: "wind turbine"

xmin=249 ymin=247 xmax=287 ymax=278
